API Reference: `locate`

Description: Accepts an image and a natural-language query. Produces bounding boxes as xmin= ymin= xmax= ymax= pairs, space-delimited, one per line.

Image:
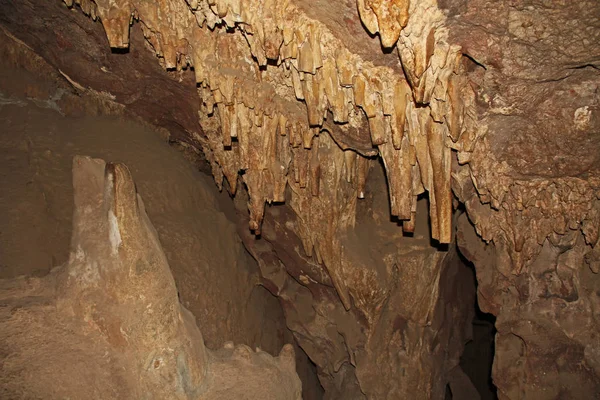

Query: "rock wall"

xmin=234 ymin=162 xmax=477 ymax=398
xmin=47 ymin=0 xmax=477 ymax=314
xmin=447 ymin=1 xmax=600 ymax=398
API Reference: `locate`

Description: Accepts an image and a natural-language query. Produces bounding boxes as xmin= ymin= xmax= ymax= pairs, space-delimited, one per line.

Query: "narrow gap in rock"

xmin=457 ymin=250 xmax=498 ymax=400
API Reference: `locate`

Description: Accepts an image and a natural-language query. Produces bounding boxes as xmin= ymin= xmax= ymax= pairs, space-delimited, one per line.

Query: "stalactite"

xmin=62 ymin=0 xmax=478 ymax=321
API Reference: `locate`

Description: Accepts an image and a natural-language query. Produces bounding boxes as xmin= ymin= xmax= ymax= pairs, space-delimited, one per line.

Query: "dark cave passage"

xmin=460 ymin=299 xmax=497 ymax=400
xmin=448 ymin=249 xmax=498 ymax=400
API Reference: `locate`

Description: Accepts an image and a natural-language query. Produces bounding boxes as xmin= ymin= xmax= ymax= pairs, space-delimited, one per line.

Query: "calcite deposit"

xmin=0 ymin=156 xmax=301 ymax=400
xmin=65 ymin=0 xmax=476 ymax=316
xmin=0 ymin=0 xmax=598 ymax=398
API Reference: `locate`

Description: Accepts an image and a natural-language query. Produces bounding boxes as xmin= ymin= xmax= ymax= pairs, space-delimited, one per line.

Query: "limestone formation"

xmin=0 ymin=156 xmax=301 ymax=400
xmin=59 ymin=0 xmax=477 ymax=317
xmin=0 ymin=0 xmax=599 ymax=398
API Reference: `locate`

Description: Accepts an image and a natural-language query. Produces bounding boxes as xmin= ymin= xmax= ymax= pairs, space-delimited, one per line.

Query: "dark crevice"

xmin=535 ymin=63 xmax=600 ymax=84
xmin=454 ymin=247 xmax=498 ymax=400
xmin=462 ymin=53 xmax=487 ymax=70
xmin=111 ymin=47 xmax=130 ymax=54
xmin=534 ymin=75 xmax=572 ymax=84
xmin=568 ymin=63 xmax=600 ymax=71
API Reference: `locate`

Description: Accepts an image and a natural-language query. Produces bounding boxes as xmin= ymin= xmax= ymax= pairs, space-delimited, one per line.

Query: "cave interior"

xmin=0 ymin=0 xmax=599 ymax=399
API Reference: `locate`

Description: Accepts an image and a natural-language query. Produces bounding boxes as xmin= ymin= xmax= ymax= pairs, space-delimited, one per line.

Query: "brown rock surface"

xmin=235 ymin=163 xmax=477 ymax=398
xmin=0 ymin=76 xmax=289 ymax=355
xmin=0 ymin=155 xmax=301 ymax=399
xmin=1 ymin=0 xmax=599 ymax=398
xmin=445 ymin=1 xmax=600 ymax=398
xmin=0 ymin=62 xmax=319 ymax=396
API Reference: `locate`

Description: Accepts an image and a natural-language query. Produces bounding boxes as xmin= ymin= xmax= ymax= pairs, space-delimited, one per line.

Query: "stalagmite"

xmin=0 ymin=154 xmax=302 ymax=399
